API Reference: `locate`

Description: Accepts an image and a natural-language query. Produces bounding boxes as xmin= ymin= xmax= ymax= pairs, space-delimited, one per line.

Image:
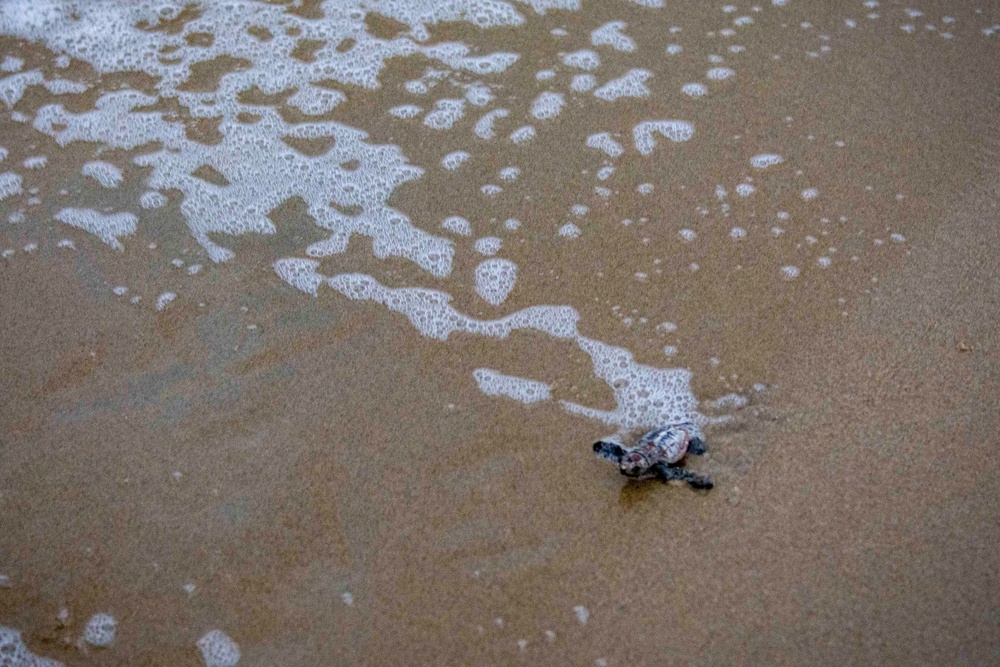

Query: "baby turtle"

xmin=593 ymin=423 xmax=713 ymax=490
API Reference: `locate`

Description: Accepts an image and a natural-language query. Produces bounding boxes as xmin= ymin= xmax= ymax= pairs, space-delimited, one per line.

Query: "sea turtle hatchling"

xmin=593 ymin=422 xmax=713 ymax=490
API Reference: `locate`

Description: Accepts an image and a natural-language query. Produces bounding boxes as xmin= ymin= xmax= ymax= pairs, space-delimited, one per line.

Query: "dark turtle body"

xmin=593 ymin=422 xmax=712 ymax=490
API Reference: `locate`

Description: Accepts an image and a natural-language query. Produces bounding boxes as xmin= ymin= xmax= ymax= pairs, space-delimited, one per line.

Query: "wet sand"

xmin=2 ymin=1 xmax=1000 ymax=665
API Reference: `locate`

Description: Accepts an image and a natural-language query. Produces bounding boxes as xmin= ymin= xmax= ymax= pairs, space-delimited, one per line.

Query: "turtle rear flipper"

xmin=593 ymin=441 xmax=626 ymax=463
xmin=688 ymin=437 xmax=708 ymax=456
xmin=653 ymin=463 xmax=713 ymax=490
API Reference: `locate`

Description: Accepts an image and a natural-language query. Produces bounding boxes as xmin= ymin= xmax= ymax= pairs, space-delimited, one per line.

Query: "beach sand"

xmin=1 ymin=2 xmax=999 ymax=665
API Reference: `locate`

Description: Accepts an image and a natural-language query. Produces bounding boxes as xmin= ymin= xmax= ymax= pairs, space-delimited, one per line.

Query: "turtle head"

xmin=618 ymin=450 xmax=653 ymax=477
xmin=593 ymin=440 xmax=626 ymax=463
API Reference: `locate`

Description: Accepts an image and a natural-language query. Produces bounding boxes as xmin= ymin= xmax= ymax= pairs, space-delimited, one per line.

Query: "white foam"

xmin=156 ymin=292 xmax=177 ymax=310
xmin=682 ymin=83 xmax=708 ymax=97
xmin=0 ymin=625 xmax=64 ymax=667
xmin=499 ymin=166 xmax=520 ymax=181
xmin=750 ymin=153 xmax=784 ymax=169
xmin=480 ymin=184 xmax=502 ymax=196
xmin=570 ymin=74 xmax=596 ymax=92
xmin=801 ymin=187 xmax=819 ymax=200
xmin=1 ymin=56 xmax=23 ymax=72
xmin=424 ymin=98 xmax=465 ymax=130
xmin=666 ymin=43 xmax=683 ymax=55
xmin=388 ymin=104 xmax=423 ymax=119
xmin=735 ymin=183 xmax=755 ymax=196
xmin=781 ymin=265 xmax=800 ymax=279
xmin=474 ymin=258 xmax=518 ymax=305
xmin=559 ymin=223 xmax=581 ymax=238
xmin=561 ymin=50 xmax=601 ymax=70
xmin=473 ymin=368 xmax=549 ymax=403
xmin=82 ymin=161 xmax=124 ymax=188
xmin=535 ymin=69 xmax=555 ymax=81
xmin=474 ymin=108 xmax=509 ymax=140
xmin=23 ymin=155 xmax=47 ymax=169
xmin=274 ymin=258 xmax=325 ymax=296
xmin=509 ymin=126 xmax=536 ymax=144
xmin=474 ymin=237 xmax=502 ymax=256
xmin=586 ymin=132 xmax=624 ymax=158
xmin=140 ymin=191 xmax=166 ymax=209
xmin=730 ymin=227 xmax=747 ymax=240
xmin=596 ymin=166 xmax=614 ymax=180
xmin=83 ymin=613 xmax=117 ymax=647
xmin=197 ymin=630 xmax=241 ymax=667
xmin=54 ymin=208 xmax=137 ymax=250
xmin=591 ymin=22 xmax=636 ymax=52
xmin=442 ymin=151 xmax=471 ymax=170
xmin=442 ymin=216 xmax=472 ymax=236
xmin=632 ymin=120 xmax=695 ymax=154
xmin=504 ymin=218 xmax=521 ymax=230
xmin=0 ymin=172 xmax=22 ymax=201
xmin=531 ymin=91 xmax=565 ymax=120
xmin=707 ymin=67 xmax=736 ymax=80
xmin=594 ymin=69 xmax=651 ymax=101
xmin=574 ymin=606 xmax=590 ymax=624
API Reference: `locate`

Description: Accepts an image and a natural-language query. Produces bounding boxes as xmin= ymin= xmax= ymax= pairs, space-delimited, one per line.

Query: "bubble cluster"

xmin=197 ymin=630 xmax=241 ymax=667
xmin=473 ymin=368 xmax=550 ymax=403
xmin=54 ymin=209 xmax=137 ymax=251
xmin=475 ymin=258 xmax=518 ymax=305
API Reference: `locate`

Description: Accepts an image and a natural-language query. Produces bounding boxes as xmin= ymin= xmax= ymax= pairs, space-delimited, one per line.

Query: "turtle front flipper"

xmin=688 ymin=437 xmax=707 ymax=456
xmin=653 ymin=463 xmax=713 ymax=490
xmin=593 ymin=441 xmax=626 ymax=463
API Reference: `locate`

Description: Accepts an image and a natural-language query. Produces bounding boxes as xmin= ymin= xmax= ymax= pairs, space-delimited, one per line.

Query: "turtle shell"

xmin=638 ymin=424 xmax=695 ymax=464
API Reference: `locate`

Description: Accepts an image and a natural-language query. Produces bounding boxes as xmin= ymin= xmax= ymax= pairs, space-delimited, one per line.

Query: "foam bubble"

xmin=570 ymin=74 xmax=596 ymax=92
xmin=54 ymin=208 xmax=137 ymax=250
xmin=0 ymin=625 xmax=64 ymax=667
xmin=509 ymin=126 xmax=536 ymax=144
xmin=23 ymin=155 xmax=46 ymax=169
xmin=682 ymin=83 xmax=708 ymax=97
xmin=0 ymin=172 xmax=22 ymax=200
xmin=594 ymin=69 xmax=651 ymax=101
xmin=474 ymin=108 xmax=509 ymax=140
xmin=82 ymin=161 xmax=124 ymax=188
xmin=801 ymin=187 xmax=819 ymax=200
xmin=591 ymin=22 xmax=636 ymax=52
xmin=707 ymin=67 xmax=736 ymax=80
xmin=156 ymin=292 xmax=177 ymax=310
xmin=632 ymin=120 xmax=695 ymax=154
xmin=442 ymin=151 xmax=471 ymax=170
xmin=666 ymin=43 xmax=683 ymax=55
xmin=474 ymin=258 xmax=518 ymax=305
xmin=83 ymin=613 xmax=117 ymax=647
xmin=586 ymin=132 xmax=624 ymax=158
xmin=499 ymin=166 xmax=520 ymax=181
xmin=531 ymin=91 xmax=565 ymax=120
xmin=442 ymin=216 xmax=472 ymax=236
xmin=197 ymin=630 xmax=241 ymax=667
xmin=388 ymin=104 xmax=423 ymax=119
xmin=474 ymin=237 xmax=502 ymax=255
xmin=423 ymin=99 xmax=465 ymax=130
xmin=781 ymin=265 xmax=800 ymax=279
xmin=559 ymin=223 xmax=581 ymax=238
xmin=473 ymin=368 xmax=549 ymax=403
xmin=750 ymin=153 xmax=784 ymax=169
xmin=274 ymin=258 xmax=324 ymax=296
xmin=139 ymin=191 xmax=166 ymax=209
xmin=561 ymin=50 xmax=601 ymax=70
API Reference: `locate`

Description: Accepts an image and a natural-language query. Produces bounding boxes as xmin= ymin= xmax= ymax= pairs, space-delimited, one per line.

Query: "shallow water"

xmin=1 ymin=1 xmax=999 ymax=665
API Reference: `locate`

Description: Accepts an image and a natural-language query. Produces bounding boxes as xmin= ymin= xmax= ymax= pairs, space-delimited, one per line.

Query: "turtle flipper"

xmin=653 ymin=463 xmax=713 ymax=490
xmin=688 ymin=437 xmax=707 ymax=456
xmin=593 ymin=441 xmax=626 ymax=463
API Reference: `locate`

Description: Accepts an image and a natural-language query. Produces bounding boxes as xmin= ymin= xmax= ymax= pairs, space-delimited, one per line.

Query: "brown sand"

xmin=2 ymin=2 xmax=1000 ymax=665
